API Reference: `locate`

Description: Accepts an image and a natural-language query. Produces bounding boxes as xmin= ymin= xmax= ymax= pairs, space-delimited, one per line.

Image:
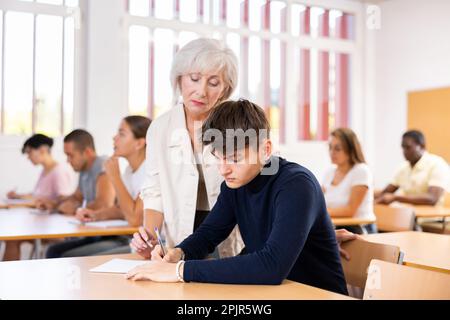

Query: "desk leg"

xmin=34 ymin=239 xmax=42 ymax=259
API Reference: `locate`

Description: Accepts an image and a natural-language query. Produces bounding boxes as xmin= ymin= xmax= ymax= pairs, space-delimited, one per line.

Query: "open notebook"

xmin=89 ymin=258 xmax=152 ymax=274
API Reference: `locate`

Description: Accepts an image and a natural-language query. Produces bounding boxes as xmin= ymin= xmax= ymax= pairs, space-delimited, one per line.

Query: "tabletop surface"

xmin=363 ymin=231 xmax=450 ymax=273
xmin=0 ymin=254 xmax=354 ymax=300
xmin=0 ymin=208 xmax=138 ymax=240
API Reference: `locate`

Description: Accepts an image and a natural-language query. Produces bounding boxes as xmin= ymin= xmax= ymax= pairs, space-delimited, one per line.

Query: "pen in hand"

xmin=78 ymin=199 xmax=88 ymax=225
xmin=154 ymin=227 xmax=166 ymax=257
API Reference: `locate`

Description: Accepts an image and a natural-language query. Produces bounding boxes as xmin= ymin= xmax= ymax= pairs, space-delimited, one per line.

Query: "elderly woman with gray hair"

xmin=131 ymin=38 xmax=243 ymax=259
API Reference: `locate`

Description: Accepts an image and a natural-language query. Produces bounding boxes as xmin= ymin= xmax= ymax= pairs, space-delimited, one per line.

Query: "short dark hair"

xmin=22 ymin=134 xmax=54 ymax=154
xmin=123 ymin=115 xmax=152 ymax=140
xmin=202 ymin=99 xmax=270 ymax=154
xmin=403 ymin=130 xmax=425 ymax=148
xmin=64 ymin=129 xmax=95 ymax=152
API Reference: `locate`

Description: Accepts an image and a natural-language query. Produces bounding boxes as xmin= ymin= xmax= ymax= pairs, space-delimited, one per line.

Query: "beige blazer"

xmin=140 ymin=103 xmax=243 ymax=257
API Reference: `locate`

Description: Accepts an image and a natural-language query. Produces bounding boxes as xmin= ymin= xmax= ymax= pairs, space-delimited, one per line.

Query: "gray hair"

xmin=170 ymin=38 xmax=238 ymax=106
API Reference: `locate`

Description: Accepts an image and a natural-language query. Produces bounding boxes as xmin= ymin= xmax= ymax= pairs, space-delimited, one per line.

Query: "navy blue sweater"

xmin=178 ymin=157 xmax=348 ymax=295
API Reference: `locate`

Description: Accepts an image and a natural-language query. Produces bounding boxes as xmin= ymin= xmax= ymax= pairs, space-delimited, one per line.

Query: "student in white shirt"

xmin=54 ymin=116 xmax=152 ymax=257
xmin=375 ymin=130 xmax=449 ymax=206
xmin=322 ymin=128 xmax=376 ymax=234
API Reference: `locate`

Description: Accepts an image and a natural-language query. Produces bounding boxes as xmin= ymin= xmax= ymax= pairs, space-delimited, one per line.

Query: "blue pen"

xmin=154 ymin=227 xmax=166 ymax=256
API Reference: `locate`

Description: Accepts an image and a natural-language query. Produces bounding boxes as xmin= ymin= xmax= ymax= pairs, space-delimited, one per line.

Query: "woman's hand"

xmin=130 ymin=227 xmax=157 ymax=259
xmin=104 ymin=157 xmax=121 ymax=182
xmin=151 ymin=246 xmax=184 ymax=263
xmin=126 ymin=261 xmax=180 ymax=282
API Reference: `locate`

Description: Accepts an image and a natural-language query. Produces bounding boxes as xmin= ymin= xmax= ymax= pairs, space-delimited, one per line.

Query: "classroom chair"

xmin=340 ymin=238 xmax=402 ymax=298
xmin=374 ymin=204 xmax=415 ymax=232
xmin=363 ymin=259 xmax=450 ymax=300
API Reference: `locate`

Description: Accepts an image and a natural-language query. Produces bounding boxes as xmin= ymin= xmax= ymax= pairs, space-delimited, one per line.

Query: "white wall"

xmin=372 ymin=0 xmax=450 ymax=187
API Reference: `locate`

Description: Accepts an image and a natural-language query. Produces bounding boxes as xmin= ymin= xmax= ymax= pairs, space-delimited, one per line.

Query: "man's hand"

xmin=75 ymin=208 xmax=96 ymax=223
xmin=336 ymin=228 xmax=362 ymax=261
xmin=375 ymin=193 xmax=396 ymax=205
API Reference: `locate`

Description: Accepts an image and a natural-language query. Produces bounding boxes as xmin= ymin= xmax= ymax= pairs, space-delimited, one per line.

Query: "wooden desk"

xmin=0 ymin=208 xmax=138 ymax=241
xmin=0 ymin=254 xmax=353 ymax=300
xmin=389 ymin=203 xmax=450 ymax=219
xmin=332 ymin=217 xmax=376 ymax=227
xmin=362 ymin=231 xmax=450 ymax=274
xmin=412 ymin=206 xmax=450 ymax=219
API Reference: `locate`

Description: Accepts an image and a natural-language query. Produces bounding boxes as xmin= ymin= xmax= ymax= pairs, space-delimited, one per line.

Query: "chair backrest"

xmin=363 ymin=259 xmax=450 ymax=300
xmin=374 ymin=204 xmax=415 ymax=232
xmin=340 ymin=239 xmax=401 ymax=290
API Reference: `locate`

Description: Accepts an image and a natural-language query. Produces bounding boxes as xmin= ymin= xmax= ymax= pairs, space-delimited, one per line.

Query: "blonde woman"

xmin=132 ymin=38 xmax=243 ymax=258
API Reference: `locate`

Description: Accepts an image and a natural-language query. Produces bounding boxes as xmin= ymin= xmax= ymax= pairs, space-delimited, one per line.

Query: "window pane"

xmin=226 ymin=0 xmax=241 ymax=29
xmin=310 ymin=48 xmax=318 ymax=138
xmin=63 ymin=17 xmax=75 ymax=134
xmin=0 ymin=11 xmax=3 ymax=133
xmin=310 ymin=7 xmax=325 ymax=38
xmin=129 ymin=0 xmax=150 ymax=17
xmin=270 ymin=39 xmax=280 ymax=130
xmin=211 ymin=0 xmax=220 ymax=25
xmin=248 ymin=36 xmax=261 ymax=104
xmin=4 ymin=12 xmax=34 ymax=135
xmin=226 ymin=32 xmax=240 ymax=99
xmin=37 ymin=0 xmax=64 ymax=5
xmin=270 ymin=1 xmax=285 ymax=34
xmin=65 ymin=0 xmax=79 ymax=7
xmin=249 ymin=0 xmax=264 ymax=31
xmin=179 ymin=0 xmax=197 ymax=23
xmin=128 ymin=25 xmax=149 ymax=116
xmin=155 ymin=0 xmax=174 ymax=20
xmin=153 ymin=28 xmax=174 ymax=117
xmin=291 ymin=4 xmax=306 ymax=37
xmin=34 ymin=15 xmax=63 ymax=137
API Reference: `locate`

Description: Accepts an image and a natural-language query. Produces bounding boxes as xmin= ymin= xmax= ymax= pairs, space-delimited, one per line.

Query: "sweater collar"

xmin=245 ymin=156 xmax=279 ymax=193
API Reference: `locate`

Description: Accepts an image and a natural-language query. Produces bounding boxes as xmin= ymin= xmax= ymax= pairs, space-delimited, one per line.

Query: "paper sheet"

xmin=89 ymin=258 xmax=151 ymax=274
xmin=67 ymin=219 xmax=130 ymax=228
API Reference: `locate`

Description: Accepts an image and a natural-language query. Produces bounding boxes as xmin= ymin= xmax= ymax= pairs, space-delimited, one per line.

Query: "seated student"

xmin=2 ymin=134 xmax=76 ymax=261
xmin=126 ymin=99 xmax=348 ymax=295
xmin=322 ymin=128 xmax=376 ymax=234
xmin=6 ymin=134 xmax=75 ymax=203
xmin=68 ymin=116 xmax=151 ymax=255
xmin=37 ymin=129 xmax=116 ymax=258
xmin=375 ymin=130 xmax=449 ymax=206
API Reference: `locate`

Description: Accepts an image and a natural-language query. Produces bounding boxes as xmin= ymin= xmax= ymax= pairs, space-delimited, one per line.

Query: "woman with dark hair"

xmin=75 ymin=115 xmax=151 ymax=227
xmin=3 ymin=134 xmax=75 ymax=261
xmin=321 ymin=128 xmax=377 ymax=234
xmin=7 ymin=133 xmax=75 ymax=203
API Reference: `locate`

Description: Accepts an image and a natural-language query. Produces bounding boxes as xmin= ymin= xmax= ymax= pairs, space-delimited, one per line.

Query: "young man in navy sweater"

xmin=128 ymin=99 xmax=348 ymax=295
